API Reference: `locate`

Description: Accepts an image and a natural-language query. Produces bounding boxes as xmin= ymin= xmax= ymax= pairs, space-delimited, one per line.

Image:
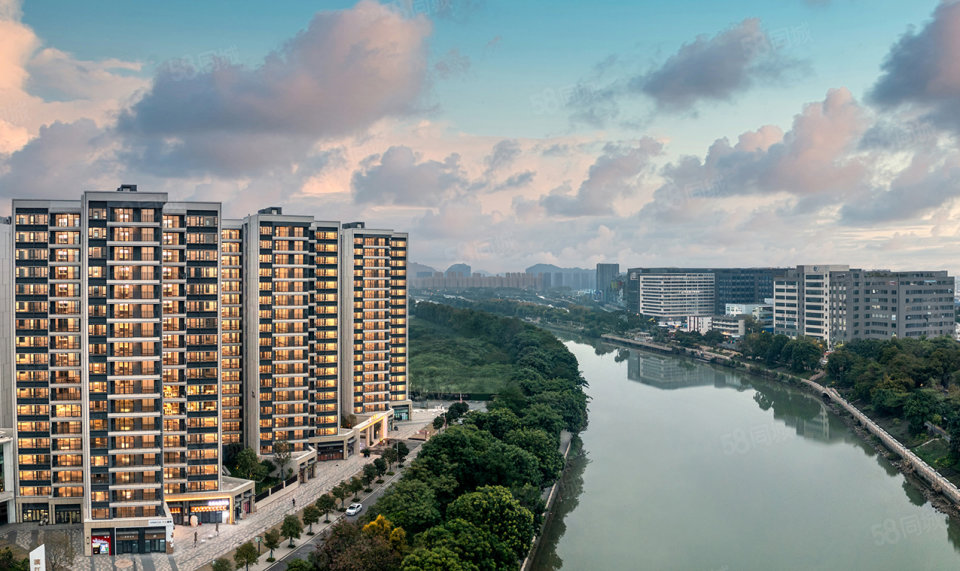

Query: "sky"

xmin=1 ymin=0 xmax=959 ymax=275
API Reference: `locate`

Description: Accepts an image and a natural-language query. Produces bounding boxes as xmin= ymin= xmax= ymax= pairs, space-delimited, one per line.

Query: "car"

xmin=346 ymin=503 xmax=363 ymax=516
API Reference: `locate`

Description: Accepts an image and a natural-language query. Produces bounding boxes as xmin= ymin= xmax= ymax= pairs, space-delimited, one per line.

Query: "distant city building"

xmin=625 ymin=267 xmax=781 ymax=315
xmin=596 ymin=263 xmax=620 ymax=304
xmin=773 ymin=265 xmax=955 ymax=347
xmin=409 ymin=272 xmax=545 ymax=290
xmin=725 ymin=302 xmax=773 ymax=331
xmin=632 ymin=272 xmax=715 ymax=319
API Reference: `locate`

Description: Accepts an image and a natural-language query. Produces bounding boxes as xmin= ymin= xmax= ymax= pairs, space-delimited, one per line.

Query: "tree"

xmin=281 ymin=514 xmax=303 ymax=547
xmin=211 ymin=558 xmax=233 ymax=571
xmin=433 ymin=415 xmax=445 ymax=430
xmin=349 ymin=476 xmax=365 ymax=501
xmin=362 ymin=447 xmax=372 ymax=458
xmin=46 ymin=531 xmax=77 ymax=571
xmin=235 ymin=542 xmax=259 ymax=571
xmin=0 ymin=548 xmax=27 ymax=571
xmin=303 ymin=505 xmax=321 ymax=535
xmin=904 ymin=390 xmax=939 ymax=433
xmin=332 ymin=481 xmax=349 ymax=509
xmin=396 ymin=441 xmax=410 ymax=466
xmin=316 ymin=493 xmax=336 ymax=522
xmin=367 ymin=479 xmax=441 ymax=535
xmin=286 ymin=560 xmax=313 ymax=571
xmin=505 ymin=427 xmax=564 ymax=485
xmin=702 ymin=329 xmax=725 ymax=346
xmin=373 ymin=457 xmax=387 ymax=480
xmin=235 ymin=447 xmax=266 ymax=481
xmin=447 ymin=401 xmax=469 ymax=420
xmin=447 ymin=485 xmax=535 ymax=560
xmin=401 ymin=547 xmax=470 ymax=571
xmin=263 ymin=528 xmax=281 ymax=560
xmin=381 ymin=447 xmax=398 ymax=471
xmin=363 ymin=463 xmax=378 ymax=489
xmin=416 ymin=517 xmax=515 ymax=571
xmin=273 ymin=437 xmax=293 ymax=480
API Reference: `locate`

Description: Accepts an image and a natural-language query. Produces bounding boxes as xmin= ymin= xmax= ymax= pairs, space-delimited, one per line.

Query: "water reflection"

xmin=530 ymin=441 xmax=588 ymax=571
xmin=626 ymin=351 xmax=745 ymax=390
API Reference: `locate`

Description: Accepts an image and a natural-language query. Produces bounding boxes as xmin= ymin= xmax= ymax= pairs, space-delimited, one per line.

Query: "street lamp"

xmin=255 ymin=535 xmax=262 ymax=555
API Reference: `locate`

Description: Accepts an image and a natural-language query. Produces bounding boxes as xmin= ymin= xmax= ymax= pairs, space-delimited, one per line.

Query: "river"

xmin=531 ymin=338 xmax=960 ymax=571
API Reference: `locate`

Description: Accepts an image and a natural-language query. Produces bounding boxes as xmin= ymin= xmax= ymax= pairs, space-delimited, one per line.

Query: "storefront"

xmin=20 ymin=503 xmax=48 ymax=523
xmin=392 ymin=405 xmax=410 ymax=421
xmin=172 ymin=499 xmax=230 ymax=525
xmin=92 ymin=527 xmax=167 ymax=555
xmin=54 ymin=505 xmax=81 ymax=524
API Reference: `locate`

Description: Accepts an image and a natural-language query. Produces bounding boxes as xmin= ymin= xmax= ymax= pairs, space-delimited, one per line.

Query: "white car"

xmin=345 ymin=503 xmax=363 ymax=516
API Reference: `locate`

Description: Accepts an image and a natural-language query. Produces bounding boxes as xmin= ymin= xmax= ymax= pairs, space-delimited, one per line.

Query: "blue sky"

xmin=3 ymin=0 xmax=960 ymax=274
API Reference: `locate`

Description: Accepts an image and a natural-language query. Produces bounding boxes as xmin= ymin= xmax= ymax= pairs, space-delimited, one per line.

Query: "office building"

xmin=625 ymin=267 xmax=780 ymax=315
xmin=629 ymin=271 xmax=715 ymax=319
xmin=773 ymin=266 xmax=955 ymax=347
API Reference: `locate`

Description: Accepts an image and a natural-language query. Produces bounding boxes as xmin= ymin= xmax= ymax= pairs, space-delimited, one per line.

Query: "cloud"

xmin=117 ymin=1 xmax=431 ymax=177
xmin=351 ymin=145 xmax=467 ymax=205
xmin=0 ymin=119 xmax=118 ymax=206
xmin=869 ymin=1 xmax=960 ymax=132
xmin=569 ymin=19 xmax=807 ymax=124
xmin=540 ymin=138 xmax=662 ymax=217
xmin=483 ymin=139 xmax=521 ymax=175
xmin=839 ymin=153 xmax=960 ymax=224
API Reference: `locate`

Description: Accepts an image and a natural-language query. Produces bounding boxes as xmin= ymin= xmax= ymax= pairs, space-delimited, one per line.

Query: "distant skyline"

xmin=1 ymin=0 xmax=960 ymax=274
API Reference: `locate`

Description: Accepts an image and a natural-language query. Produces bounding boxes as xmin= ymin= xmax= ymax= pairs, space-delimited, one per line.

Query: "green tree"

xmin=401 ymin=547 xmax=470 ymax=571
xmin=904 ymin=390 xmax=939 ymax=432
xmin=234 ymin=448 xmax=265 ymax=481
xmin=263 ymin=529 xmax=281 ymax=560
xmin=433 ymin=415 xmax=445 ymax=430
xmin=415 ymin=517 xmax=514 ymax=571
xmin=826 ymin=350 xmax=858 ymax=387
xmin=234 ymin=542 xmax=259 ymax=571
xmin=374 ymin=457 xmax=388 ymax=479
xmin=211 ymin=558 xmax=233 ymax=571
xmin=281 ymin=514 xmax=303 ymax=547
xmin=396 ymin=441 xmax=410 ymax=466
xmin=521 ymin=403 xmax=565 ymax=437
xmin=0 ymin=548 xmax=28 ymax=571
xmin=316 ymin=493 xmax=336 ymax=522
xmin=505 ymin=427 xmax=564 ymax=485
xmin=382 ymin=447 xmax=399 ymax=471
xmin=367 ymin=478 xmax=441 ymax=535
xmin=363 ymin=463 xmax=378 ymax=488
xmin=464 ymin=408 xmax=522 ymax=439
xmin=286 ymin=560 xmax=313 ymax=571
xmin=349 ymin=476 xmax=364 ymax=501
xmin=447 ymin=485 xmax=535 ymax=560
xmin=303 ymin=505 xmax=321 ymax=535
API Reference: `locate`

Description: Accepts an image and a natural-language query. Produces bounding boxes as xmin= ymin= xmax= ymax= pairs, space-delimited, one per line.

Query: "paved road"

xmin=264 ymin=439 xmax=424 ymax=571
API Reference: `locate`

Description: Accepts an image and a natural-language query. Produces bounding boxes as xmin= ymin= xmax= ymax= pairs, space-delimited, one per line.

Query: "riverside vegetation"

xmin=294 ymin=302 xmax=588 ymax=571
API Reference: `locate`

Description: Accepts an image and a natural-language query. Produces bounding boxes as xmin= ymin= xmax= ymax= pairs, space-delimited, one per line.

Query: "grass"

xmin=410 ymin=318 xmax=519 ymax=396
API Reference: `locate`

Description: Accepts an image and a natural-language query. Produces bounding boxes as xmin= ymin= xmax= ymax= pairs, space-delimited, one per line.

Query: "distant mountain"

xmin=445 ymin=263 xmax=472 ymax=277
xmin=525 ymin=263 xmax=590 ymax=274
xmin=410 ymin=262 xmax=439 ymax=278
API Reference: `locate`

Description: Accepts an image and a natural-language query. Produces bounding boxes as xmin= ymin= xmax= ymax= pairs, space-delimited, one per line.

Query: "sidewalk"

xmin=177 ymin=409 xmax=437 ymax=571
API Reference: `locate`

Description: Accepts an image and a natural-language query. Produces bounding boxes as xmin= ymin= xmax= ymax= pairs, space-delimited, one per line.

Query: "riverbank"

xmin=522 ymin=433 xmax=576 ymax=571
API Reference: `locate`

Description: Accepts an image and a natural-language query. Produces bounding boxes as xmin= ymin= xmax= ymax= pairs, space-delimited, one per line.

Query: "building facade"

xmin=631 ymin=272 xmax=715 ymax=319
xmin=596 ymin=263 xmax=620 ymax=304
xmin=773 ymin=265 xmax=955 ymax=347
xmin=8 ymin=189 xmax=410 ymax=555
xmin=625 ymin=267 xmax=780 ymax=315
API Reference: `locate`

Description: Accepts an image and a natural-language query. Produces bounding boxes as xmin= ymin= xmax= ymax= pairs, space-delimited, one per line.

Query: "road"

xmin=264 ymin=439 xmax=424 ymax=571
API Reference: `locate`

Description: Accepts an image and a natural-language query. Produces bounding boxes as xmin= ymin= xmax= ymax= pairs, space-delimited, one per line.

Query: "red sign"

xmin=91 ymin=535 xmax=111 ymax=555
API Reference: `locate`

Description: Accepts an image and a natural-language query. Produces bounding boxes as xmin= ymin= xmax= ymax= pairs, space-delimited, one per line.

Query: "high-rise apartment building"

xmin=8 ymin=190 xmax=410 ymax=556
xmin=596 ymin=263 xmax=620 ymax=304
xmin=340 ymin=223 xmax=411 ymax=450
xmin=11 ymin=188 xmax=255 ymax=555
